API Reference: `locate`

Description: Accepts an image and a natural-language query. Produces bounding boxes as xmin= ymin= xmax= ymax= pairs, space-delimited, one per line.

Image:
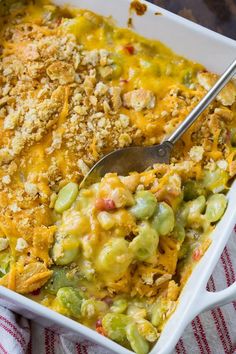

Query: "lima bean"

xmin=182 ymin=69 xmax=193 ymax=87
xmin=126 ymin=322 xmax=149 ymax=354
xmin=57 ymin=287 xmax=83 ymax=319
xmin=44 ymin=267 xmax=79 ymax=295
xmin=127 ymin=304 xmax=147 ymax=320
xmin=176 ymin=204 xmax=189 ymax=227
xmin=102 ymin=313 xmax=130 ymax=342
xmin=111 ymin=63 xmax=123 ymax=79
xmin=111 ymin=299 xmax=128 ymax=314
xmin=110 ymin=54 xmax=123 ymax=79
xmin=60 ymin=210 xmax=90 ymax=237
xmin=52 ymin=234 xmax=80 ymax=266
xmin=81 ymin=299 xmax=108 ymax=318
xmin=205 ymin=193 xmax=227 ymax=222
xmin=96 ymin=238 xmax=133 ymax=281
xmin=178 ymin=243 xmax=190 ymax=260
xmin=54 ymin=182 xmax=79 ymax=213
xmin=151 ymin=299 xmax=167 ymax=327
xmin=172 ymin=224 xmax=185 ymax=243
xmin=186 ymin=195 xmax=206 ymax=225
xmin=136 ymin=319 xmax=158 ymax=342
xmin=0 ymin=250 xmax=10 ymax=277
xmin=152 ymin=202 xmax=175 ymax=236
xmin=130 ymin=191 xmax=157 ymax=220
xmin=129 ymin=222 xmax=159 ymax=261
xmin=230 ymin=127 xmax=236 ymax=147
xmin=203 ymin=169 xmax=228 ymax=193
xmin=183 ymin=180 xmax=205 ymax=201
xmin=97 ymin=211 xmax=115 ymax=230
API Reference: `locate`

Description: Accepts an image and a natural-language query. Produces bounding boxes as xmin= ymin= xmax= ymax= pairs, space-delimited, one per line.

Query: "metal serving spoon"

xmin=81 ymin=58 xmax=236 ymax=188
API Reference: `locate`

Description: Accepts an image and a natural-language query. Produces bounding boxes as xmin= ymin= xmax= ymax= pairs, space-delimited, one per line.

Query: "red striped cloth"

xmin=0 ymin=230 xmax=236 ymax=354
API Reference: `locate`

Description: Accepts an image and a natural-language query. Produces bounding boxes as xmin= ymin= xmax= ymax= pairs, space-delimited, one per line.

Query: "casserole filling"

xmin=0 ymin=1 xmax=235 ymax=353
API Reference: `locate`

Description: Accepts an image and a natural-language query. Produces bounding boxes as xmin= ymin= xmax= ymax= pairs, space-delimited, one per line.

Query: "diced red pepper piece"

xmin=123 ymin=44 xmax=135 ymax=55
xmin=192 ymin=248 xmax=203 ymax=261
xmin=95 ymin=198 xmax=116 ymax=211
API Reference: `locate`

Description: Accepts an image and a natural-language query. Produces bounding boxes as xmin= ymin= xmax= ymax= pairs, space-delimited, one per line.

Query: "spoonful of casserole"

xmin=81 ymin=58 xmax=236 ymax=188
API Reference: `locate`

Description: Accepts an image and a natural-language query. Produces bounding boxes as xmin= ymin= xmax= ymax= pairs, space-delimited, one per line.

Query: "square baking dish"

xmin=0 ymin=1 xmax=236 ymax=353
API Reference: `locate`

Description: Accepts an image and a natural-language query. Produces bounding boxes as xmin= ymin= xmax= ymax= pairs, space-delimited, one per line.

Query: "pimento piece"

xmin=123 ymin=44 xmax=135 ymax=55
xmin=96 ymin=320 xmax=106 ymax=336
xmin=96 ymin=326 xmax=106 ymax=336
xmin=192 ymin=248 xmax=203 ymax=261
xmin=96 ymin=319 xmax=102 ymax=327
xmin=30 ymin=288 xmax=41 ymax=296
xmin=95 ymin=198 xmax=116 ymax=211
xmin=103 ymin=297 xmax=113 ymax=305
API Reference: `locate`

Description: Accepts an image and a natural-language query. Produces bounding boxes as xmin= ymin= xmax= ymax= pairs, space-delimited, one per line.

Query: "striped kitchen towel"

xmin=0 ymin=230 xmax=235 ymax=354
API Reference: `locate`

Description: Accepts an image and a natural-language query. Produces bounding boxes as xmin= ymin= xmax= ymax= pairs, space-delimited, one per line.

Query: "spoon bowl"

xmin=80 ymin=141 xmax=172 ymax=188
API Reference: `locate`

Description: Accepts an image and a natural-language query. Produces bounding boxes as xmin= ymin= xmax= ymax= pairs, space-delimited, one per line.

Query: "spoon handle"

xmin=167 ymin=58 xmax=236 ymax=145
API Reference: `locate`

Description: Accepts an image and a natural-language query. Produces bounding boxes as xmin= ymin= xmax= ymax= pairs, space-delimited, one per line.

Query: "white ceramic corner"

xmin=0 ymin=1 xmax=236 ymax=354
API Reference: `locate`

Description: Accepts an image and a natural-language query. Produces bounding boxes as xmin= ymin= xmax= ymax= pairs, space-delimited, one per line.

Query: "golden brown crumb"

xmin=130 ymin=1 xmax=147 ymax=16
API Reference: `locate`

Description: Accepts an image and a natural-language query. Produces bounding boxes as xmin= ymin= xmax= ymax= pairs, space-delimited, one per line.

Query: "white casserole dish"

xmin=0 ymin=1 xmax=236 ymax=353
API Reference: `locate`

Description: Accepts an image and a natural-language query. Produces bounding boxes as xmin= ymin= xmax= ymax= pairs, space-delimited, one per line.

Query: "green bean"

xmin=57 ymin=287 xmax=83 ymax=319
xmin=130 ymin=190 xmax=157 ymax=220
xmin=126 ymin=322 xmax=149 ymax=354
xmin=129 ymin=222 xmax=159 ymax=261
xmin=111 ymin=299 xmax=128 ymax=314
xmin=102 ymin=313 xmax=130 ymax=342
xmin=151 ymin=202 xmax=175 ymax=236
xmin=205 ymin=193 xmax=227 ymax=222
xmin=54 ymin=182 xmax=79 ymax=213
